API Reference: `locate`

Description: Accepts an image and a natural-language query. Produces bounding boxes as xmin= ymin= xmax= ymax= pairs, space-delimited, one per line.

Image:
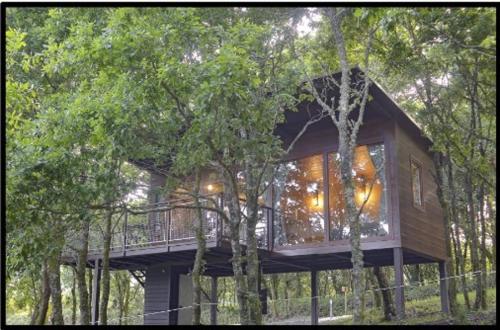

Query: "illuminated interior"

xmin=273 ymin=154 xmax=325 ymax=246
xmin=274 ymin=143 xmax=388 ymax=247
xmin=329 ymin=144 xmax=388 ymax=240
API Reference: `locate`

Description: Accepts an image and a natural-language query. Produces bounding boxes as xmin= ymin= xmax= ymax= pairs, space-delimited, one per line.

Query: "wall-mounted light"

xmin=314 ymin=189 xmax=320 ymax=207
xmin=358 ymin=176 xmax=370 ymax=202
xmin=207 ymin=184 xmax=214 ymax=192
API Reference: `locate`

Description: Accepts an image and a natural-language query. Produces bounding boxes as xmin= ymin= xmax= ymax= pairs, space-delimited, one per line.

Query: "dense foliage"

xmin=5 ymin=6 xmax=496 ymax=325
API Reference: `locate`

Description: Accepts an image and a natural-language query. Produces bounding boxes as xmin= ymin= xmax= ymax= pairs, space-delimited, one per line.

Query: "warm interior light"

xmin=356 ymin=176 xmax=370 ymax=204
xmin=207 ymin=184 xmax=214 ymax=191
xmin=310 ymin=189 xmax=323 ymax=210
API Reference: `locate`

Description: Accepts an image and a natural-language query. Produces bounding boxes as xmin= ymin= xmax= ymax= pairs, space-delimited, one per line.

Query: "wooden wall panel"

xmin=395 ymin=124 xmax=447 ymax=261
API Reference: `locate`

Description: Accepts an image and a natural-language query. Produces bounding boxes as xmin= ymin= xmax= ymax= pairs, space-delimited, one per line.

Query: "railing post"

xmin=218 ymin=193 xmax=224 ymax=241
xmin=122 ymin=209 xmax=128 ymax=256
xmin=167 ymin=209 xmax=171 ymax=245
xmin=270 ymin=208 xmax=274 ymax=251
xmin=163 ymin=210 xmax=167 ymax=243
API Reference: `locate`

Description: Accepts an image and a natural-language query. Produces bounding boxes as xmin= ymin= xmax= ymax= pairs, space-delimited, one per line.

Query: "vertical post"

xmin=323 ymin=151 xmax=330 ymax=242
xmin=439 ymin=261 xmax=450 ymax=314
xmin=91 ymin=259 xmax=101 ymax=325
xmin=266 ymin=208 xmax=272 ymax=251
xmin=210 ymin=276 xmax=218 ymax=325
xmin=344 ymin=289 xmax=347 ymax=315
xmin=167 ymin=209 xmax=171 ymax=245
xmin=393 ymin=247 xmax=405 ymax=319
xmin=163 ymin=210 xmax=167 ymax=242
xmin=311 ymin=270 xmax=319 ymax=325
xmin=122 ymin=210 xmax=128 ymax=255
xmin=329 ymin=298 xmax=333 ymax=318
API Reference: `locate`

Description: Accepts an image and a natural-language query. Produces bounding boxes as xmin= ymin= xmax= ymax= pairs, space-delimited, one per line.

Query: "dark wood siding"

xmin=143 ymin=264 xmax=179 ymax=325
xmin=395 ymin=124 xmax=447 ymax=261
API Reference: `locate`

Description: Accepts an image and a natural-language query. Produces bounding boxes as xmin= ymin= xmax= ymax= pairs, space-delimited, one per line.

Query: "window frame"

xmin=409 ymin=155 xmax=424 ymax=211
xmin=272 ymin=138 xmax=393 ymax=250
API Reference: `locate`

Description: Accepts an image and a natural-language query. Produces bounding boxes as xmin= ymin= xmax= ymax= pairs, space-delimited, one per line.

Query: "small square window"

xmin=410 ymin=159 xmax=423 ymax=208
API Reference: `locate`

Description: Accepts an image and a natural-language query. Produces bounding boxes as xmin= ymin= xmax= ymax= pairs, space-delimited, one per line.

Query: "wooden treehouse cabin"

xmin=63 ymin=69 xmax=450 ymax=325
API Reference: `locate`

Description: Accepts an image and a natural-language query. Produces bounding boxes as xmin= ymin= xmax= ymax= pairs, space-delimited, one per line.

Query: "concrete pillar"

xmin=439 ymin=261 xmax=450 ymax=314
xmin=393 ymin=247 xmax=405 ymax=319
xmin=210 ymin=277 xmax=218 ymax=325
xmin=91 ymin=259 xmax=101 ymax=325
xmin=311 ymin=270 xmax=319 ymax=325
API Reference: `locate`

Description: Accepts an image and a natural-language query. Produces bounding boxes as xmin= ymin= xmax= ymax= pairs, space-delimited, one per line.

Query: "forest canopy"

xmin=4 ymin=6 xmax=496 ymax=325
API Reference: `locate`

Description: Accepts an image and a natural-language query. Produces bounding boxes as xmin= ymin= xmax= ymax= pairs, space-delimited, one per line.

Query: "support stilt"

xmin=210 ymin=276 xmax=218 ymax=325
xmin=311 ymin=270 xmax=318 ymax=325
xmin=439 ymin=261 xmax=450 ymax=314
xmin=393 ymin=247 xmax=405 ymax=319
xmin=91 ymin=259 xmax=101 ymax=325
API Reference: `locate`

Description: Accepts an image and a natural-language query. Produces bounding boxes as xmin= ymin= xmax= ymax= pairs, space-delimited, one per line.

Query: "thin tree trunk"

xmin=367 ymin=270 xmax=382 ymax=309
xmin=71 ymin=266 xmax=77 ymax=325
xmin=87 ymin=268 xmax=93 ymax=318
xmin=373 ymin=266 xmax=395 ymax=321
xmin=123 ymin=274 xmax=131 ymax=325
xmin=47 ymin=253 xmax=64 ymax=325
xmin=324 ymin=7 xmax=373 ymax=323
xmin=433 ymin=153 xmax=458 ymax=314
xmin=244 ymin=167 xmax=262 ymax=325
xmin=192 ymin=169 xmax=207 ymax=325
xmin=32 ymin=260 xmax=51 ymax=325
xmin=99 ymin=209 xmax=114 ymax=324
xmin=222 ymin=175 xmax=249 ymax=325
xmin=296 ymin=273 xmax=302 ymax=298
xmin=447 ymin=153 xmax=470 ymax=310
xmin=478 ymin=184 xmax=488 ymax=309
xmin=76 ymin=220 xmax=90 ymax=325
xmin=487 ymin=197 xmax=496 ymax=271
xmin=270 ymin=274 xmax=279 ymax=317
xmin=465 ymin=175 xmax=482 ymax=310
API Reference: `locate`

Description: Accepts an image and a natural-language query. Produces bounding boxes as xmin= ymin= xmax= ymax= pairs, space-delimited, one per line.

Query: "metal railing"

xmin=86 ymin=197 xmax=274 ymax=255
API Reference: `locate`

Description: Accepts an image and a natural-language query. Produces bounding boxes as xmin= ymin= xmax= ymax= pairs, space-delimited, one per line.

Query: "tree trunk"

xmin=478 ymin=184 xmax=488 ymax=310
xmin=447 ymin=152 xmax=470 ymax=310
xmin=192 ymin=169 xmax=207 ymax=325
xmin=123 ymin=274 xmax=131 ymax=325
xmin=47 ymin=253 xmax=64 ymax=325
xmin=325 ymin=7 xmax=371 ymax=324
xmin=296 ymin=273 xmax=303 ymax=298
xmin=99 ymin=209 xmax=114 ymax=324
xmin=367 ymin=269 xmax=381 ymax=309
xmin=270 ymin=274 xmax=279 ymax=317
xmin=465 ymin=175 xmax=482 ymax=310
xmin=32 ymin=260 xmax=51 ymax=325
xmin=76 ymin=220 xmax=90 ymax=324
xmin=373 ymin=266 xmax=395 ymax=321
xmin=87 ymin=268 xmax=93 ymax=318
xmin=222 ymin=175 xmax=249 ymax=324
xmin=432 ymin=153 xmax=458 ymax=314
xmin=244 ymin=167 xmax=262 ymax=325
xmin=487 ymin=197 xmax=496 ymax=271
xmin=71 ymin=266 xmax=77 ymax=325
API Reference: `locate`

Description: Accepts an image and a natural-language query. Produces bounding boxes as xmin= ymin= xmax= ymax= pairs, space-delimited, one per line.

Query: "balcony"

xmin=84 ymin=197 xmax=273 ymax=258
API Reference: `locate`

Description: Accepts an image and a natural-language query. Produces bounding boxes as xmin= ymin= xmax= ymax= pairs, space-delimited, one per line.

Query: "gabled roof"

xmin=276 ymin=67 xmax=433 ymax=149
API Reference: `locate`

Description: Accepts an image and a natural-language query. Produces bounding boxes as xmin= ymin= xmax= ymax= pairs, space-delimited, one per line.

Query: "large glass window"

xmin=329 ymin=144 xmax=388 ymax=240
xmin=273 ymin=154 xmax=325 ymax=246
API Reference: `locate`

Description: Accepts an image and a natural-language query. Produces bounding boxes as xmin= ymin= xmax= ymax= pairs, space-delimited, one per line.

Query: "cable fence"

xmin=97 ymin=270 xmax=496 ymax=325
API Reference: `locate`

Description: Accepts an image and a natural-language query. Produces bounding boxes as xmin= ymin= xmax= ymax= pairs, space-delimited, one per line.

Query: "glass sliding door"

xmin=329 ymin=144 xmax=389 ymax=240
xmin=273 ymin=154 xmax=325 ymax=246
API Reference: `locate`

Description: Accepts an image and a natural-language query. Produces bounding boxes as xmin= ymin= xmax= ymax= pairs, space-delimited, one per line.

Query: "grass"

xmin=324 ymin=287 xmax=496 ymax=325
